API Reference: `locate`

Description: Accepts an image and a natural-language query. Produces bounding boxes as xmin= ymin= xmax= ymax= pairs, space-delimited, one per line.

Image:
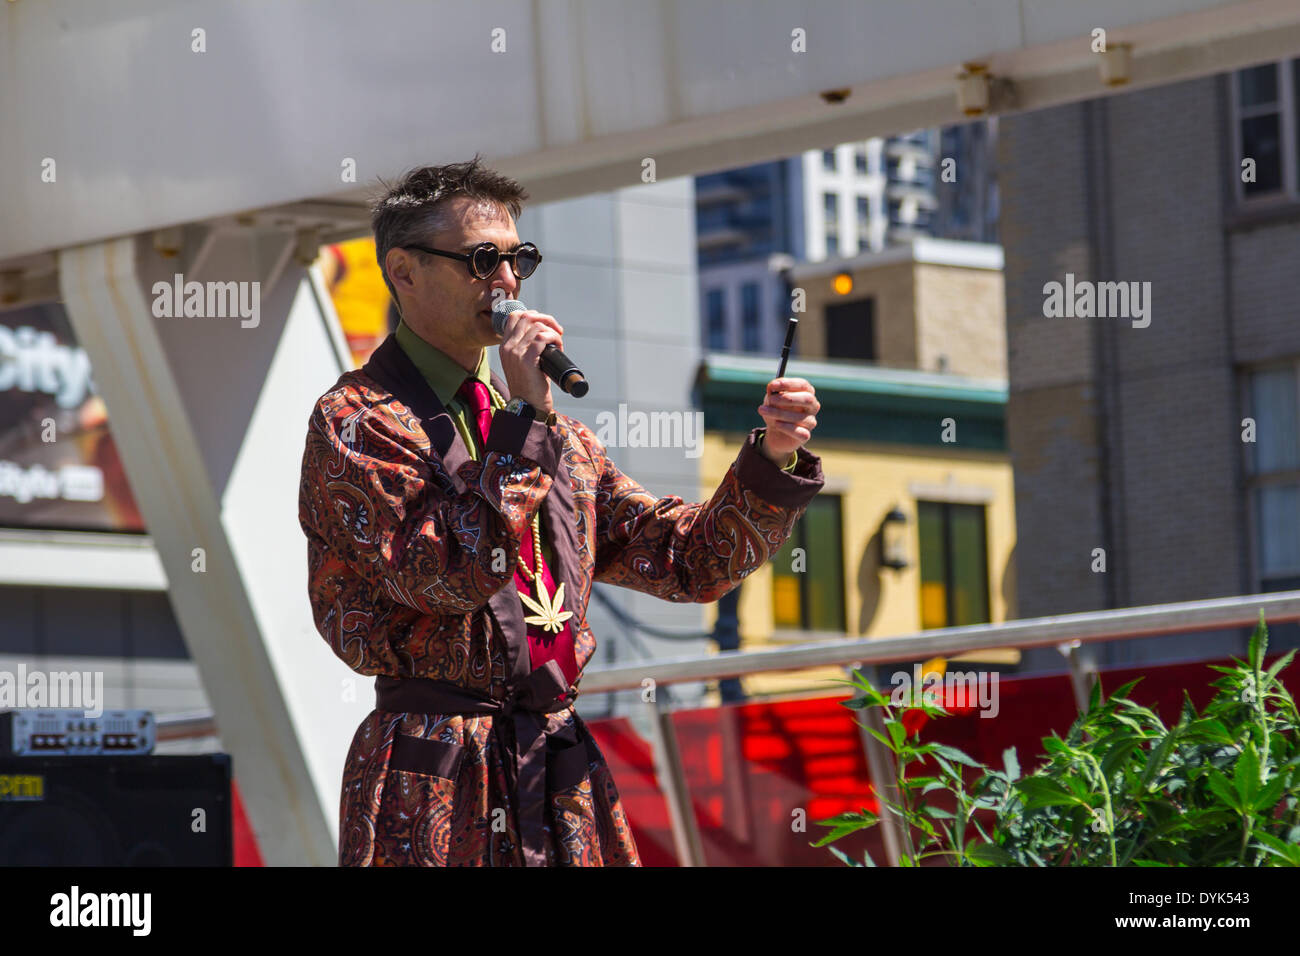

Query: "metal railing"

xmin=157 ymin=590 xmax=1300 ymax=866
xmin=155 ymin=711 xmax=218 ymax=742
xmin=579 ymin=591 xmax=1300 ymax=693
xmin=580 ymin=590 xmax=1300 ymax=866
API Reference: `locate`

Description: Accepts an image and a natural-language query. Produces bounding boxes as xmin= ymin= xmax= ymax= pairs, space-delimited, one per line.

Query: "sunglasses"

xmin=404 ymin=240 xmax=542 ymax=280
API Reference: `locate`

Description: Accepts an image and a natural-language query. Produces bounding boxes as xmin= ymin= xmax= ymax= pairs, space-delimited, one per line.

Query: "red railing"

xmin=226 ymin=650 xmax=1298 ymax=865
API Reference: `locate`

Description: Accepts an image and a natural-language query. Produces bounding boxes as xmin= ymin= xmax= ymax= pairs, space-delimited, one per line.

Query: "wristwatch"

xmin=505 ymin=397 xmax=557 ymax=427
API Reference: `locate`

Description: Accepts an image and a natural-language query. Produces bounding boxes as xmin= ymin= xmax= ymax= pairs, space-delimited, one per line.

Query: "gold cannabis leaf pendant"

xmin=519 ymin=578 xmax=574 ymax=634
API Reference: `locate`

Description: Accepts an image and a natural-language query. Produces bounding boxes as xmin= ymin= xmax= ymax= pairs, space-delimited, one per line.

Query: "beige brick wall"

xmin=798 ymin=258 xmax=1004 ymax=378
xmin=797 ymin=261 xmax=916 ymax=365
xmin=997 ymin=76 xmax=1270 ymax=669
xmin=915 ymin=264 xmax=1006 ymax=378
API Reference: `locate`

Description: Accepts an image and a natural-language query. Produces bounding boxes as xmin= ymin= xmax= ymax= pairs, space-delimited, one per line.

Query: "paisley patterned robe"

xmin=297 ymin=334 xmax=825 ymax=865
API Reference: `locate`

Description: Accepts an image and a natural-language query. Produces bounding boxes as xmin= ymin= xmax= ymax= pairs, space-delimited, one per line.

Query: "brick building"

xmin=998 ymin=58 xmax=1300 ymax=670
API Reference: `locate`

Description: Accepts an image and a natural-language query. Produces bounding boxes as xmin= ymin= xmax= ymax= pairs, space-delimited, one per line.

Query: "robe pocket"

xmin=388 ymin=732 xmax=467 ymax=782
xmin=381 ymin=733 xmax=465 ymax=865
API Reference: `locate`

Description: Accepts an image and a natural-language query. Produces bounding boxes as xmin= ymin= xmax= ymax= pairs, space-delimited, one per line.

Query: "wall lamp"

xmin=880 ymin=506 xmax=909 ymax=571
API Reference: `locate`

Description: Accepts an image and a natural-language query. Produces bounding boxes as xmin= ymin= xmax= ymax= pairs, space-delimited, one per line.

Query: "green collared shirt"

xmin=395 ymin=320 xmax=501 ymax=461
xmin=394 ymin=319 xmax=557 ymax=567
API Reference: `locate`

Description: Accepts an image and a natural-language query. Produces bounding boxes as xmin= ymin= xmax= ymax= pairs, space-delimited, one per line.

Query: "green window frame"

xmin=1245 ymin=364 xmax=1300 ymax=593
xmin=917 ymin=500 xmax=990 ymax=629
xmin=771 ymin=495 xmax=845 ymax=632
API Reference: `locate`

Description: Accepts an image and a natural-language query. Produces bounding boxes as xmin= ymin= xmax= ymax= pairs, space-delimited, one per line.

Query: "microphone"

xmin=491 ymin=299 xmax=590 ymax=398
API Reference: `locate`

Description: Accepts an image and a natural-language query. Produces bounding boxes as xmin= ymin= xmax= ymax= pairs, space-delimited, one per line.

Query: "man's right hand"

xmin=497 ymin=308 xmax=563 ymax=417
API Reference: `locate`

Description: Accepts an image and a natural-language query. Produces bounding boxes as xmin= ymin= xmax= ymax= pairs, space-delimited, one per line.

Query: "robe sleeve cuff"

xmin=736 ymin=427 xmax=824 ymax=509
xmin=485 ymin=410 xmax=563 ymax=478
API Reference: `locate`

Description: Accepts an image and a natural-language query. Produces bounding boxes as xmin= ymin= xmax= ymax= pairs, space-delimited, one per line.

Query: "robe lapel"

xmin=361 ymin=335 xmax=473 ymax=494
xmin=487 ymin=371 xmax=584 ymax=680
xmin=362 ymin=335 xmax=583 ymax=687
xmin=487 ymin=372 xmax=581 ymax=612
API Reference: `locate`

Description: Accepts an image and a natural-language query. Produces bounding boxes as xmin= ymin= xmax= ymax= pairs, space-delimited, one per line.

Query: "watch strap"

xmin=505 ymin=398 xmax=557 ymax=427
xmin=505 ymin=397 xmax=535 ymax=420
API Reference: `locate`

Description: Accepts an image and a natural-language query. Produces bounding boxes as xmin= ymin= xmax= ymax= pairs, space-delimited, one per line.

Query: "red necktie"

xmin=456 ymin=378 xmax=578 ymax=685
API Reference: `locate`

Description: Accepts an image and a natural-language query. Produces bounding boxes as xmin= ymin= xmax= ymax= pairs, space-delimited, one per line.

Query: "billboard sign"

xmin=0 ymin=303 xmax=144 ymax=532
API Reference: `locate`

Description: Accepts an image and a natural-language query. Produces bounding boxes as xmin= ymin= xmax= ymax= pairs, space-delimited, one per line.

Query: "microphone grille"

xmin=491 ymin=299 xmax=528 ymax=336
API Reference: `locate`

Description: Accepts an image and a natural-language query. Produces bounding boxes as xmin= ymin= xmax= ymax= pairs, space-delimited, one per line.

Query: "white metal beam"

xmin=56 ymin=234 xmax=364 ymax=866
xmin=4 ymin=0 xmax=1300 ymax=265
xmin=0 ymin=530 xmax=167 ymax=591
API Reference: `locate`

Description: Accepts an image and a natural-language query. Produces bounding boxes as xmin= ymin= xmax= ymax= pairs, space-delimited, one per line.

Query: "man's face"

xmin=393 ymin=196 xmax=524 ymax=352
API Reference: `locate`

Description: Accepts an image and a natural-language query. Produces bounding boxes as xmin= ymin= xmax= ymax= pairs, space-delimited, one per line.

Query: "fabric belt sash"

xmin=375 ymin=660 xmax=595 ymax=867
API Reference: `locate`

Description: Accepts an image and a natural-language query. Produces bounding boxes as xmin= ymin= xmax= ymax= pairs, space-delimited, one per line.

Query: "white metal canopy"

xmin=4 ymin=0 xmax=1300 ymax=267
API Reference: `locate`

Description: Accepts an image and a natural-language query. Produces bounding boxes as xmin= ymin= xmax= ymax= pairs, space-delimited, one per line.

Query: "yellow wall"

xmin=700 ymin=430 xmax=1018 ymax=698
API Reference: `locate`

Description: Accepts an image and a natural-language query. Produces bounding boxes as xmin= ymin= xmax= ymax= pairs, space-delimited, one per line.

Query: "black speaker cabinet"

xmin=0 ymin=755 xmax=232 ymax=866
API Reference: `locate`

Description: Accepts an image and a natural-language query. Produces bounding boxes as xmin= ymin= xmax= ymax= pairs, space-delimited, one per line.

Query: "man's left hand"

xmin=757 ymin=378 xmax=819 ymax=465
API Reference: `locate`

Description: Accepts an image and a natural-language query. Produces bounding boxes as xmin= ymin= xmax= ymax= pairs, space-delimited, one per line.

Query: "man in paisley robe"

xmin=298 ymin=156 xmax=825 ymax=866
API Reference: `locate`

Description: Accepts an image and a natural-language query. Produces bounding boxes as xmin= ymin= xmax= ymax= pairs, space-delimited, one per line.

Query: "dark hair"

xmin=369 ymin=154 xmax=529 ymax=311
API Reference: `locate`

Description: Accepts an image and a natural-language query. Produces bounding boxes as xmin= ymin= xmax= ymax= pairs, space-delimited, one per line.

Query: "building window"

xmin=776 ymin=280 xmax=797 ymax=354
xmin=0 ymin=585 xmax=190 ymax=660
xmin=854 ymin=147 xmax=869 ymax=174
xmin=696 ymin=205 xmax=733 ymax=233
xmin=917 ymin=501 xmax=990 ymax=629
xmin=772 ymin=495 xmax=845 ymax=632
xmin=899 ymin=129 xmax=933 ymax=149
xmin=824 ymin=297 xmax=874 ymax=361
xmin=741 ymin=282 xmax=761 ymax=352
xmin=1246 ymin=365 xmax=1300 ymax=591
xmin=823 ymin=192 xmax=838 ymax=227
xmin=1232 ymin=59 xmax=1299 ymax=201
xmin=822 ymin=149 xmax=837 ymax=171
xmin=823 ymin=192 xmax=838 ymax=256
xmin=706 ymin=288 xmax=727 ymax=350
xmin=856 ymin=196 xmax=870 ymax=243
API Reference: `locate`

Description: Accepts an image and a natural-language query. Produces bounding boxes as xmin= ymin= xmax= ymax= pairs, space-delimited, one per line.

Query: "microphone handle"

xmin=539 ymin=344 xmax=589 ymax=398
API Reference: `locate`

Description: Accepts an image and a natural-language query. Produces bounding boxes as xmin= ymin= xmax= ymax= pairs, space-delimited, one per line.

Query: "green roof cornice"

xmin=695 ymin=354 xmax=1007 ymax=451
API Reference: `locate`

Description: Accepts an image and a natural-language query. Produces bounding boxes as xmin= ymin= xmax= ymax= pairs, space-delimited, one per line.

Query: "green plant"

xmin=815 ymin=613 xmax=1300 ymax=866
